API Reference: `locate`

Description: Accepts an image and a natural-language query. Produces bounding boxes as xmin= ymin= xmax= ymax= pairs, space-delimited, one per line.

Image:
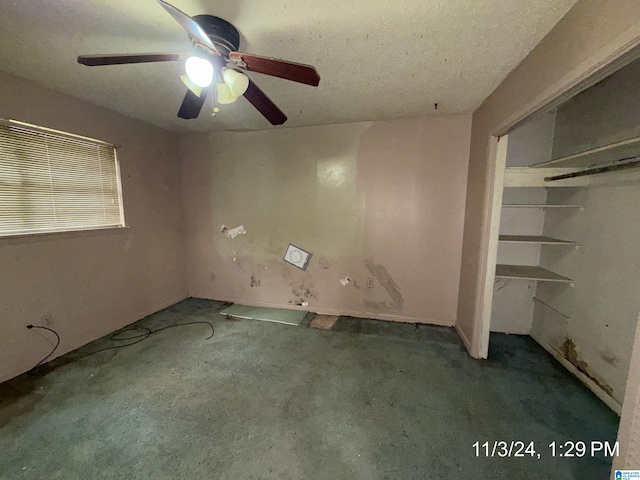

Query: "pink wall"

xmin=0 ymin=71 xmax=188 ymax=382
xmin=456 ymin=0 xmax=640 ymax=356
xmin=180 ymin=115 xmax=471 ymax=325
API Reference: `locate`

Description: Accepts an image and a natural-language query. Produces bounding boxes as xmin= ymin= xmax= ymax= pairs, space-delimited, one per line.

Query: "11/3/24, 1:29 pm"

xmin=473 ymin=440 xmax=619 ymax=459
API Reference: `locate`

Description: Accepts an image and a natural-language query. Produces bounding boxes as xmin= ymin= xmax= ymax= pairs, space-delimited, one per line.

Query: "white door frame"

xmin=477 ymin=135 xmax=509 ymax=358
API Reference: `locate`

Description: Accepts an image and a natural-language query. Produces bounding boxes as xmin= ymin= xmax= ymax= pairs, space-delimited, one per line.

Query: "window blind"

xmin=0 ymin=120 xmax=124 ymax=236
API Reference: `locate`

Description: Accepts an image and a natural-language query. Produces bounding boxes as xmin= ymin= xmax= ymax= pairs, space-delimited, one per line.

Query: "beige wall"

xmin=180 ymin=115 xmax=471 ymax=325
xmin=0 ymin=71 xmax=188 ymax=382
xmin=553 ymin=59 xmax=640 ymax=158
xmin=456 ymin=0 xmax=640 ymax=356
xmin=533 ymin=171 xmax=640 ymax=405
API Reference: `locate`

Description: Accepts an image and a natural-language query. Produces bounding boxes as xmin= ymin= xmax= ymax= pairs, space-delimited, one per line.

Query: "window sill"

xmin=0 ymin=226 xmax=130 ymax=245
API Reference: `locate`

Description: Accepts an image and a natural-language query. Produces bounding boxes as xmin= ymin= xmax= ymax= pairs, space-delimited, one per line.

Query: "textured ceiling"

xmin=0 ymin=0 xmax=577 ymax=132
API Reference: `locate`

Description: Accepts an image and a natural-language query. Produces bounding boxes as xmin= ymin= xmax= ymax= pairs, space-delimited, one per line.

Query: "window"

xmin=0 ymin=119 xmax=124 ymax=236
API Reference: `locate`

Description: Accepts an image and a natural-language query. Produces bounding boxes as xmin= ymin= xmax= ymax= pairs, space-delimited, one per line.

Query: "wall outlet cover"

xmin=283 ymin=244 xmax=312 ymax=271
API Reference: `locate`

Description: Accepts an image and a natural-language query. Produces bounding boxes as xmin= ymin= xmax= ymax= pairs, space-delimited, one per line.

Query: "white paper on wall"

xmin=221 ymin=224 xmax=246 ymax=239
xmin=283 ymin=244 xmax=312 ymax=271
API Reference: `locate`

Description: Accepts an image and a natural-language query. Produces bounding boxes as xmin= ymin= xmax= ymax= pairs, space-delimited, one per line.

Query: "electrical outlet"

xmin=367 ymin=278 xmax=374 ymax=288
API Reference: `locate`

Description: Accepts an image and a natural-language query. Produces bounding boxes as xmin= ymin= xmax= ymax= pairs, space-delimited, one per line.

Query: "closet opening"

xmin=482 ymin=55 xmax=640 ymax=414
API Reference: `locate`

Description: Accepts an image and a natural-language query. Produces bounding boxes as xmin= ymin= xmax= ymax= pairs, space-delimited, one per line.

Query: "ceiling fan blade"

xmin=157 ymin=0 xmax=219 ymax=55
xmin=229 ymin=52 xmax=320 ymax=86
xmin=77 ymin=53 xmax=189 ymax=66
xmin=178 ymin=88 xmax=209 ymax=119
xmin=243 ymin=79 xmax=287 ymax=125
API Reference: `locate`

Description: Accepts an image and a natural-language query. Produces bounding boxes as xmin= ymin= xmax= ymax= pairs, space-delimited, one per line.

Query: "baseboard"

xmin=58 ymin=292 xmax=191 ymax=362
xmin=131 ymin=293 xmax=190 ymax=324
xmin=532 ymin=336 xmax=622 ymax=415
xmin=194 ymin=294 xmax=454 ymax=327
xmin=490 ymin=328 xmax=532 ymax=335
xmin=0 ymin=292 xmax=190 ymax=384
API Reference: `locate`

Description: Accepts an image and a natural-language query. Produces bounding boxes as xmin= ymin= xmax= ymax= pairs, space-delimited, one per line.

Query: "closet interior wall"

xmin=491 ymin=112 xmax=556 ymax=334
xmin=532 ymin=61 xmax=640 ymax=407
xmin=488 ymin=58 xmax=640 ymax=412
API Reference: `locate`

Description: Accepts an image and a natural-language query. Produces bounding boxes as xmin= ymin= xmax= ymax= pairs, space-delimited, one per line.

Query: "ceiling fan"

xmin=77 ymin=0 xmax=320 ymax=125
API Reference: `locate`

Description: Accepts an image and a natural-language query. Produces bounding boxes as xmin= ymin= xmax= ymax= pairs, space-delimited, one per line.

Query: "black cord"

xmin=26 ymin=321 xmax=214 ymax=369
xmin=77 ymin=321 xmax=215 ymax=360
xmin=26 ymin=325 xmax=61 ymax=368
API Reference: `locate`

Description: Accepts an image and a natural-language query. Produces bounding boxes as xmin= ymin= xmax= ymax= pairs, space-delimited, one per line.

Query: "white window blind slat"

xmin=0 ymin=120 xmax=124 ymax=236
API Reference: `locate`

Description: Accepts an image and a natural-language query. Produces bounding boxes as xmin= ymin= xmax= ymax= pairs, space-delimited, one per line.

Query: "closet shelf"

xmin=531 ymin=135 xmax=640 ymax=169
xmin=495 ymin=264 xmax=573 ymax=283
xmin=504 ymin=167 xmax=590 ymax=187
xmin=502 ymin=204 xmax=583 ymax=209
xmin=499 ymin=235 xmax=578 ymax=245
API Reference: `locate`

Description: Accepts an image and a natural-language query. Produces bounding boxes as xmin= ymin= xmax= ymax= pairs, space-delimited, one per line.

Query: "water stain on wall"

xmin=494 ymin=279 xmax=509 ymax=292
xmin=250 ymin=276 xmax=261 ymax=288
xmin=40 ymin=314 xmax=53 ymax=327
xmin=599 ymin=350 xmax=620 ymax=367
xmin=291 ymin=279 xmax=318 ymax=303
xmin=318 ymin=257 xmax=330 ymax=269
xmin=363 ymin=257 xmax=404 ymax=312
xmin=561 ymin=337 xmax=614 ymax=396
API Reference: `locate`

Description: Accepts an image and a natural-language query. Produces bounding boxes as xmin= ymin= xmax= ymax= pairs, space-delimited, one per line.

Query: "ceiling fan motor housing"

xmin=76 ymin=1 xmax=318 ymax=125
xmin=192 ymin=15 xmax=240 ymax=58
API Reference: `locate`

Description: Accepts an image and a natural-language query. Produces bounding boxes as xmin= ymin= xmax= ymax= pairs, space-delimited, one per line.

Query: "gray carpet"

xmin=0 ymin=299 xmax=619 ymax=479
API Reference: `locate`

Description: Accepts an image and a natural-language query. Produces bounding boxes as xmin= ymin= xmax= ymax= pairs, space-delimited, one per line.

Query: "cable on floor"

xmin=79 ymin=321 xmax=215 ymax=360
xmin=26 ymin=321 xmax=214 ymax=370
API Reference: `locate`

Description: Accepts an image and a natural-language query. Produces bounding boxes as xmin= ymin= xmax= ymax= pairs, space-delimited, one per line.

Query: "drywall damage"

xmin=560 ymin=337 xmax=614 ymax=397
xmin=221 ymin=225 xmax=246 ymax=239
xmin=363 ymin=257 xmax=404 ymax=313
xmin=291 ymin=280 xmax=318 ymax=305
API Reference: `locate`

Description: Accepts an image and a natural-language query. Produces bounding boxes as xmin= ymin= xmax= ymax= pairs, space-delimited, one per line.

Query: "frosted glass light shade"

xmin=185 ymin=56 xmax=213 ymax=88
xmin=216 ymin=82 xmax=239 ymax=104
xmin=222 ymin=68 xmax=249 ymax=97
xmin=180 ymin=75 xmax=203 ymax=97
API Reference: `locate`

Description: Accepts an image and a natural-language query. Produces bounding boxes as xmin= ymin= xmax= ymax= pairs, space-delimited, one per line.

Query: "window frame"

xmin=0 ymin=119 xmax=126 ymax=239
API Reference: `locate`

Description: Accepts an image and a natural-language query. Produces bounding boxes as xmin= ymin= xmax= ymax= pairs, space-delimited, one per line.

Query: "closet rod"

xmin=544 ymin=157 xmax=640 ymax=182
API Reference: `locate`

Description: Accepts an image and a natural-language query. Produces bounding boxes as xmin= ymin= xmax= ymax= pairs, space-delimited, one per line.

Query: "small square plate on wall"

xmin=283 ymin=244 xmax=312 ymax=271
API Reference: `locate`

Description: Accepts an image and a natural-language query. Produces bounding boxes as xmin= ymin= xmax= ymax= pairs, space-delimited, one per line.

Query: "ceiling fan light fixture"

xmin=185 ymin=56 xmax=213 ymax=88
xmin=216 ymin=82 xmax=239 ymax=104
xmin=77 ymin=1 xmax=319 ymax=124
xmin=222 ymin=68 xmax=249 ymax=97
xmin=180 ymin=74 xmax=203 ymax=97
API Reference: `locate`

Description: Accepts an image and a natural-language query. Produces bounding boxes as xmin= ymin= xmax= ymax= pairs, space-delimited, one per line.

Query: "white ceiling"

xmin=0 ymin=0 xmax=577 ymax=132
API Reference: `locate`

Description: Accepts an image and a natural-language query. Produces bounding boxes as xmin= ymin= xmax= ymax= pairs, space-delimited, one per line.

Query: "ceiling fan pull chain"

xmin=211 ymin=82 xmax=220 ymax=117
